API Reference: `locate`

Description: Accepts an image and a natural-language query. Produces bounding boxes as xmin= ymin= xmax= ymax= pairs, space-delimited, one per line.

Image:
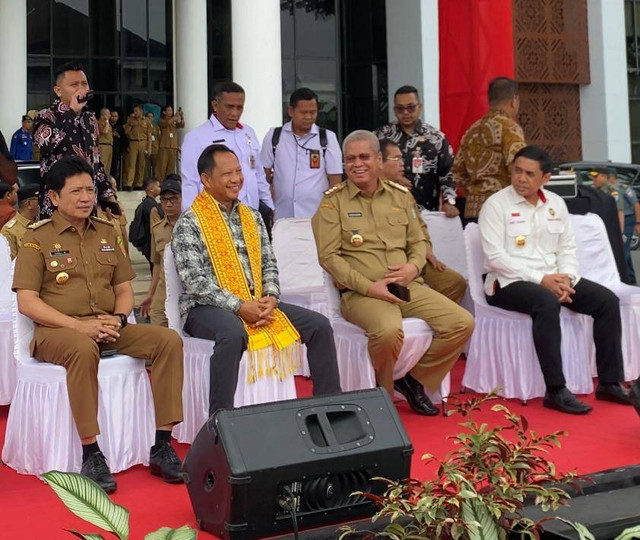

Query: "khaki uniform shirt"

xmin=599 ymin=182 xmax=625 ymax=212
xmin=124 ymin=116 xmax=150 ymax=142
xmin=150 ymin=217 xmax=175 ymax=312
xmin=1 ymin=212 xmax=32 ymax=259
xmin=311 ymin=179 xmax=427 ymax=295
xmin=12 ymin=212 xmax=135 ymax=317
xmin=452 ymin=109 xmax=526 ymax=219
xmin=98 ymin=121 xmax=113 ymax=146
xmin=149 ymin=123 xmax=160 ymax=155
xmin=159 ymin=116 xmax=184 ymax=149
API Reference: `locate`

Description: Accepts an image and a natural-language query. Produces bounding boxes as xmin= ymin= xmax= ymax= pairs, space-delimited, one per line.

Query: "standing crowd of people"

xmin=0 ymin=62 xmax=639 ymax=494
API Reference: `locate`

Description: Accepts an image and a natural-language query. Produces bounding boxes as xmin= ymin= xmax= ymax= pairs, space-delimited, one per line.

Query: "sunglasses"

xmin=394 ymin=103 xmax=419 ymax=114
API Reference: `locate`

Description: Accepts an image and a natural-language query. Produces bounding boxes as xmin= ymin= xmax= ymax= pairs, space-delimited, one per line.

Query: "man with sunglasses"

xmin=375 ymin=86 xmax=458 ymax=217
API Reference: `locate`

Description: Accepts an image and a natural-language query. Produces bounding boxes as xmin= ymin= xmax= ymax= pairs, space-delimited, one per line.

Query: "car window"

xmin=17 ymin=166 xmax=41 ymax=188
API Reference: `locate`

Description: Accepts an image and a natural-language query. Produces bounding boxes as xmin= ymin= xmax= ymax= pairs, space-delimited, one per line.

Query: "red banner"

xmin=439 ymin=0 xmax=515 ymax=151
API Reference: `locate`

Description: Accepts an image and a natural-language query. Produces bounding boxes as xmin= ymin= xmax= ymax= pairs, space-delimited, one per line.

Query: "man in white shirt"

xmin=261 ymin=88 xmax=343 ymax=220
xmin=180 ymin=81 xmax=274 ymax=216
xmin=479 ymin=146 xmax=632 ymax=414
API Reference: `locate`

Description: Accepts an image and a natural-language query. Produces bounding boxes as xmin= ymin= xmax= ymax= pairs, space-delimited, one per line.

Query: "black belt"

xmin=99 ymin=143 xmax=112 ymax=146
xmin=338 ymin=288 xmax=349 ymax=296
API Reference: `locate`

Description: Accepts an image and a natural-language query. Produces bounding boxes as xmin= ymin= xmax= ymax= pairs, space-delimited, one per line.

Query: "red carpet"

xmin=1 ymin=360 xmax=639 ymax=539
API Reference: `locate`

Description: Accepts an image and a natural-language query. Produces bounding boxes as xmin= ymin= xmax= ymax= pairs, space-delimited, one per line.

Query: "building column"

xmin=0 ymin=0 xmax=27 ymax=139
xmin=231 ymin=0 xmax=282 ymax=140
xmin=385 ymin=0 xmax=440 ymax=128
xmin=174 ymin=0 xmax=208 ymax=138
xmin=580 ymin=0 xmax=631 ymax=161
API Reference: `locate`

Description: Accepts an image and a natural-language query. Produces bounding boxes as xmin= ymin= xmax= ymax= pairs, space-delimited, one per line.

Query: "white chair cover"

xmin=0 ymin=236 xmax=16 ymax=404
xmin=461 ymin=223 xmax=593 ymax=400
xmin=2 ymin=295 xmax=154 ymax=475
xmin=571 ymin=213 xmax=640 ymax=381
xmin=164 ymin=245 xmax=297 ymax=444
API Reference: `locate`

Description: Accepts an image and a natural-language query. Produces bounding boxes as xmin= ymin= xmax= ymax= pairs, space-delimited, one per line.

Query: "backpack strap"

xmin=271 ymin=126 xmax=283 ymax=157
xmin=319 ymin=128 xmax=328 ymax=158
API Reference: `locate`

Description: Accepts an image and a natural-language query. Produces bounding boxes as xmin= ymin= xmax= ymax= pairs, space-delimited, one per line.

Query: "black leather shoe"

xmin=81 ymin=451 xmax=117 ymax=494
xmin=393 ymin=374 xmax=439 ymax=416
xmin=149 ymin=442 xmax=184 ymax=484
xmin=630 ymin=379 xmax=640 ymax=416
xmin=543 ymin=388 xmax=592 ymax=414
xmin=595 ymin=383 xmax=632 ymax=405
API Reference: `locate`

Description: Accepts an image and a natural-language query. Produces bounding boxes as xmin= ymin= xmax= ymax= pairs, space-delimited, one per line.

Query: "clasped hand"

xmin=541 ymin=273 xmax=575 ymax=303
xmin=74 ymin=314 xmax=122 ymax=343
xmin=238 ymin=296 xmax=278 ymax=327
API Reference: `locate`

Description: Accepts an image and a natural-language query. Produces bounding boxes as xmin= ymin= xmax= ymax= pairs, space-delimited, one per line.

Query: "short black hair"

xmin=45 ymin=156 xmax=94 ymax=193
xmin=197 ymin=144 xmax=238 ymax=176
xmin=394 ymin=85 xmax=420 ymax=101
xmin=488 ymin=77 xmax=518 ymax=105
xmin=54 ymin=62 xmax=85 ymax=84
xmin=212 ymin=81 xmax=245 ymax=102
xmin=379 ymin=139 xmax=400 ymax=159
xmin=133 ymin=104 xmax=143 ymax=112
xmin=289 ymin=88 xmax=318 ymax=107
xmin=162 ymin=104 xmax=173 ymax=113
xmin=514 ymin=146 xmax=553 ymax=175
xmin=164 ymin=173 xmax=181 ymax=183
xmin=143 ymin=177 xmax=159 ymax=191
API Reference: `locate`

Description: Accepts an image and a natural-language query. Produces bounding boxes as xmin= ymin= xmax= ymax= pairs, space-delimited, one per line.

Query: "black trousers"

xmin=486 ymin=278 xmax=624 ymax=387
xmin=184 ymin=302 xmax=342 ymax=416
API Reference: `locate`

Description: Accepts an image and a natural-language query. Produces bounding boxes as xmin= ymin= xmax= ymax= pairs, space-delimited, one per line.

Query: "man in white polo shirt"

xmin=261 ymin=88 xmax=343 ymax=220
xmin=479 ymin=145 xmax=632 ymax=415
xmin=180 ymin=81 xmax=274 ymax=216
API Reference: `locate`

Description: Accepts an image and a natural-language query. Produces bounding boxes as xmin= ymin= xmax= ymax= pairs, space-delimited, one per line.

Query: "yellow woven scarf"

xmin=192 ymin=190 xmax=301 ymax=382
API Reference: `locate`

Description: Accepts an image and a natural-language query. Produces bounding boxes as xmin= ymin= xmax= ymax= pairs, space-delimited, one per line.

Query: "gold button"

xmin=49 ymin=260 xmax=58 ymax=268
xmin=55 ymin=272 xmax=69 ymax=285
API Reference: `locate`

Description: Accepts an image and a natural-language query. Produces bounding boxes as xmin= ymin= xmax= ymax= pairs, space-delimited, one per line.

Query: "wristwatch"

xmin=567 ymin=274 xmax=578 ymax=287
xmin=446 ymin=197 xmax=456 ymax=206
xmin=114 ymin=312 xmax=128 ymax=328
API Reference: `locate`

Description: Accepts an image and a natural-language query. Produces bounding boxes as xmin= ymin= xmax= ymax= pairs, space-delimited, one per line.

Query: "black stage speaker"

xmin=182 ymin=388 xmax=413 ymax=539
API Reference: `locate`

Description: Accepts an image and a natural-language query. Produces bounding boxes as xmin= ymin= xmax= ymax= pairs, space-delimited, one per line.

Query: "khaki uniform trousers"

xmin=423 ymin=266 xmax=467 ymax=305
xmin=156 ymin=148 xmax=178 ymax=182
xmin=341 ymin=281 xmax=474 ymax=396
xmin=33 ymin=323 xmax=184 ymax=439
xmin=124 ymin=140 xmax=147 ymax=187
xmin=99 ymin=144 xmax=113 ymax=178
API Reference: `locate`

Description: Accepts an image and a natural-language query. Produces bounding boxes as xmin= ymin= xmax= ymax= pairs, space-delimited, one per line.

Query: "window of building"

xmin=626 ymin=0 xmax=640 ymax=162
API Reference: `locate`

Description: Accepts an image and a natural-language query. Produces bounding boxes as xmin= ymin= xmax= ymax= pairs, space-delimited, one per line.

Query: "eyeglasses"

xmin=160 ymin=195 xmax=180 ymax=204
xmin=344 ymin=153 xmax=374 ymax=164
xmin=394 ymin=103 xmax=419 ymax=114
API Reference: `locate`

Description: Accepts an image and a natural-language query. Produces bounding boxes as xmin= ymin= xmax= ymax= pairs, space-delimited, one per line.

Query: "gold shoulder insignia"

xmin=27 ymin=218 xmax=52 ymax=230
xmin=23 ymin=242 xmax=40 ymax=251
xmin=385 ymin=180 xmax=409 ymax=193
xmin=91 ymin=215 xmax=117 ymax=227
xmin=4 ymin=218 xmax=16 ymax=229
xmin=323 ymin=182 xmax=347 ymax=197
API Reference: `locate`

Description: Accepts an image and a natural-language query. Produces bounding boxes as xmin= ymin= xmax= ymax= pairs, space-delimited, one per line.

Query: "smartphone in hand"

xmin=387 ymin=282 xmax=411 ymax=302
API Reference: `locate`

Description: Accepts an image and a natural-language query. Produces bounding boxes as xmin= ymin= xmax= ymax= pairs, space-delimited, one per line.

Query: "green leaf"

xmin=615 ymin=525 xmax=640 ymax=540
xmin=42 ymin=471 xmax=129 ymax=540
xmin=461 ymin=499 xmax=501 ymax=540
xmin=144 ymin=525 xmax=198 ymax=540
xmin=556 ymin=519 xmax=596 ymax=540
xmin=64 ymin=531 xmax=106 ymax=540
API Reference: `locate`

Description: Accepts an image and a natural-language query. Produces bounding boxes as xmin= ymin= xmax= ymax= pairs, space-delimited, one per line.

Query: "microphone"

xmin=77 ymin=90 xmax=94 ymax=104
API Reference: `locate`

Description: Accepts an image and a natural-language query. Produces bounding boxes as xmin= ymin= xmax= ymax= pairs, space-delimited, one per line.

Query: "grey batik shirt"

xmin=171 ymin=199 xmax=280 ymax=325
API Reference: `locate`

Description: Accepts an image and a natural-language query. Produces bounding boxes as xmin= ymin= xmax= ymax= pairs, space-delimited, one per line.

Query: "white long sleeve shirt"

xmin=478 ymin=185 xmax=580 ymax=296
xmin=180 ymin=115 xmax=274 ymax=212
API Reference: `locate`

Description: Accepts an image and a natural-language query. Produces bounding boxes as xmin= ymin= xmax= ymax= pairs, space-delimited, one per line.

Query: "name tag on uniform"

xmin=50 ymin=250 xmax=70 ymax=257
xmin=152 ymin=135 xmax=156 ymax=141
xmin=249 ymin=155 xmax=256 ymax=169
xmin=347 ymin=212 xmax=362 ymax=217
xmin=100 ymin=245 xmax=115 ymax=252
xmin=309 ymin=149 xmax=320 ymax=169
xmin=412 ymin=157 xmax=424 ymax=174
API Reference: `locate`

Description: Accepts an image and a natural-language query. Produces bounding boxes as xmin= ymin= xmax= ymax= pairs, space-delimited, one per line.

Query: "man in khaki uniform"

xmin=146 ymin=112 xmax=160 ymax=180
xmin=157 ymin=106 xmax=184 ymax=181
xmin=380 ymin=139 xmax=467 ymax=304
xmin=98 ymin=108 xmax=113 ymax=175
xmin=140 ymin=178 xmax=181 ymax=326
xmin=1 ymin=184 xmax=39 ymax=259
xmin=123 ymin=105 xmax=151 ymax=190
xmin=312 ymin=130 xmax=474 ymax=416
xmin=13 ymin=156 xmax=184 ymax=493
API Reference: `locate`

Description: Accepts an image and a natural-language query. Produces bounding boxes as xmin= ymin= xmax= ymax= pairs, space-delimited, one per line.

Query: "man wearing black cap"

xmin=140 ymin=178 xmax=181 ymax=326
xmin=10 ymin=116 xmax=34 ymax=161
xmin=1 ymin=184 xmax=39 ymax=259
xmin=0 ymin=182 xmax=17 ymax=228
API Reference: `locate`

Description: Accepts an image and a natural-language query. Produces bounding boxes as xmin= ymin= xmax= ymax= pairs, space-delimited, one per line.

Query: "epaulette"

xmin=27 ymin=218 xmax=52 ymax=230
xmin=91 ymin=215 xmax=117 ymax=227
xmin=324 ymin=182 xmax=347 ymax=197
xmin=385 ymin=180 xmax=409 ymax=193
xmin=4 ymin=218 xmax=16 ymax=229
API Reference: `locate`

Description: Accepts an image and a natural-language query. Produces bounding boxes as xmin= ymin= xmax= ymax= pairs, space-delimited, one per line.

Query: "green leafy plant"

xmin=560 ymin=519 xmax=640 ymax=540
xmin=338 ymin=392 xmax=581 ymax=540
xmin=42 ymin=471 xmax=197 ymax=540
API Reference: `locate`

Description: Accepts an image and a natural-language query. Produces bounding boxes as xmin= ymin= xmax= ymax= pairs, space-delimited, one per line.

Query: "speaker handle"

xmin=316 ymin=412 xmax=339 ymax=447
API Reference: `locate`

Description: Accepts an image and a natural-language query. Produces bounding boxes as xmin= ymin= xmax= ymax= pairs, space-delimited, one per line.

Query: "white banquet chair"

xmin=461 ymin=223 xmax=593 ymax=401
xmin=0 ymin=236 xmax=16 ymax=404
xmin=2 ymin=296 xmax=154 ymax=476
xmin=571 ymin=213 xmax=640 ymax=381
xmin=164 ymin=245 xmax=297 ymax=444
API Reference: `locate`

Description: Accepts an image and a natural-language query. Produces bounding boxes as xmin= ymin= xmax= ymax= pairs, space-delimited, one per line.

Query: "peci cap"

xmin=17 ymin=183 xmax=40 ymax=204
xmin=160 ymin=178 xmax=181 ymax=195
xmin=22 ymin=115 xmax=33 ymax=123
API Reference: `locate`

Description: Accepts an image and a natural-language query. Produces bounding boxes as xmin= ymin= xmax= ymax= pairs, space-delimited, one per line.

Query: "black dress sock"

xmin=155 ymin=430 xmax=171 ymax=446
xmin=82 ymin=441 xmax=100 ymax=461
